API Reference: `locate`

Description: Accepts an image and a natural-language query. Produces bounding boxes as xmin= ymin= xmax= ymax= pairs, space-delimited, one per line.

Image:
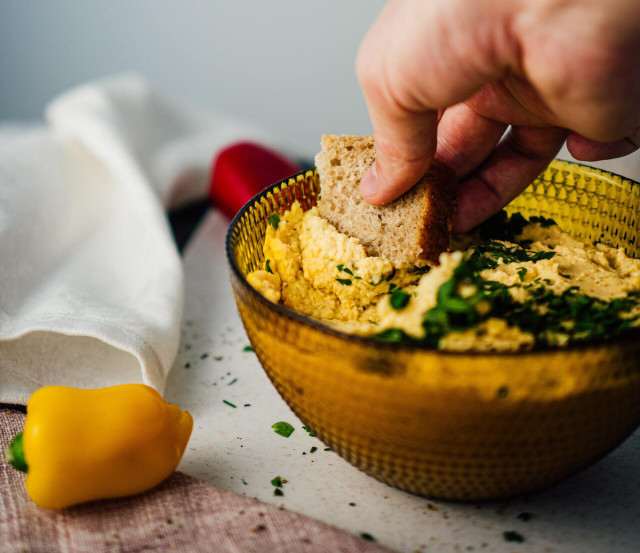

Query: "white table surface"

xmin=164 ymin=209 xmax=640 ymax=553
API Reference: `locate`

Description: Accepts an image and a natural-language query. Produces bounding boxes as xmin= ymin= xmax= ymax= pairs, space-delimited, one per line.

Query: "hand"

xmin=356 ymin=0 xmax=640 ymax=232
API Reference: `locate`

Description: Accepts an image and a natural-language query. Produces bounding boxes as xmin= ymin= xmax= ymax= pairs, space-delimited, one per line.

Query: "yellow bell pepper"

xmin=5 ymin=384 xmax=193 ymax=509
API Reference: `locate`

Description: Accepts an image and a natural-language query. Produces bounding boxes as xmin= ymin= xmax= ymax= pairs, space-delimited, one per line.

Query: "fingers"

xmin=435 ymin=103 xmax=507 ymax=178
xmin=358 ymin=106 xmax=438 ymax=205
xmin=566 ymin=128 xmax=640 ymax=161
xmin=356 ymin=0 xmax=519 ymax=205
xmin=453 ymin=126 xmax=568 ymax=233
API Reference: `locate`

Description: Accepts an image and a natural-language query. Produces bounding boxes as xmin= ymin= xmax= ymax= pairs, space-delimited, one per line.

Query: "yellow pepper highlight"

xmin=9 ymin=384 xmax=193 ymax=509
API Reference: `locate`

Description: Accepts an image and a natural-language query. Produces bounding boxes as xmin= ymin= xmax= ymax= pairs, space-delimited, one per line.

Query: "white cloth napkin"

xmin=0 ymin=75 xmax=272 ymax=405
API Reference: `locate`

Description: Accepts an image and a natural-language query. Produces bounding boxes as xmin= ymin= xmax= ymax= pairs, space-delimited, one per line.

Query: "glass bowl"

xmin=226 ymin=159 xmax=640 ymax=500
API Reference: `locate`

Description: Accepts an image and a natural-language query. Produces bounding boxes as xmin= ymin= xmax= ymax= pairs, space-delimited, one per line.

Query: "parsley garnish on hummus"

xmin=268 ymin=213 xmax=280 ymax=230
xmin=248 ymin=204 xmax=640 ymax=352
xmin=390 ymin=290 xmax=411 ymax=310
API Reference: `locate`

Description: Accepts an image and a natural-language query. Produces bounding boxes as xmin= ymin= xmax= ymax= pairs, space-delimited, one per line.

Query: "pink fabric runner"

xmin=0 ymin=410 xmax=392 ymax=553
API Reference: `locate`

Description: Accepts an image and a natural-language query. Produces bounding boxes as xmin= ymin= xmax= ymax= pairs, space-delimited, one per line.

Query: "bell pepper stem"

xmin=5 ymin=432 xmax=28 ymax=473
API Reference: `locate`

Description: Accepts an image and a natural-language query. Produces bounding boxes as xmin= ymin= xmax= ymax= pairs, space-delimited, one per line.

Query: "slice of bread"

xmin=315 ymin=134 xmax=457 ymax=267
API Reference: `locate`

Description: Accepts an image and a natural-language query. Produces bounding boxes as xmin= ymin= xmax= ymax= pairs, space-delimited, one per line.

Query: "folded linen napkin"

xmin=0 ymin=75 xmax=272 ymax=405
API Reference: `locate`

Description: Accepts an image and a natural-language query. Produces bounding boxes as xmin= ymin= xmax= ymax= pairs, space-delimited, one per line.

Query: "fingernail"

xmin=360 ymin=163 xmax=378 ymax=198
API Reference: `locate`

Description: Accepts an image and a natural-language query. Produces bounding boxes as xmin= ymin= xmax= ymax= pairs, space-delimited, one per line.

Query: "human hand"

xmin=356 ymin=0 xmax=640 ymax=232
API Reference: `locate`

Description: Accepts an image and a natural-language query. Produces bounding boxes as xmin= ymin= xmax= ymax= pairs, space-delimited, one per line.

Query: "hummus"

xmin=247 ymin=203 xmax=640 ymax=351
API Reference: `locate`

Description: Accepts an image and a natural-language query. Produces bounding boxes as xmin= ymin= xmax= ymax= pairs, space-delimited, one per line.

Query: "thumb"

xmin=359 ymin=101 xmax=438 ymax=205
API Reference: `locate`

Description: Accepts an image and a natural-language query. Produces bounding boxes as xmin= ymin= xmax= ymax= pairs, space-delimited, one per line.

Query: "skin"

xmin=356 ymin=0 xmax=640 ymax=232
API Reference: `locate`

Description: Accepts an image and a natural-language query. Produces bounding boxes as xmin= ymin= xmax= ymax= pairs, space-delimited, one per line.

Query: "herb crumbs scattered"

xmin=227 ymin=378 xmax=238 ymax=386
xmin=271 ymin=476 xmax=285 ymax=487
xmin=265 ymin=259 xmax=273 ymax=274
xmin=274 ymin=488 xmax=284 ymax=497
xmin=302 ymin=425 xmax=316 ymax=437
xmin=241 ymin=478 xmax=248 ymax=485
xmin=360 ymin=532 xmax=376 ymax=542
xmin=388 ymin=283 xmax=397 ymax=292
xmin=272 ymin=421 xmax=295 ymax=437
xmin=201 ymin=353 xmax=209 ymax=359
xmin=310 ymin=446 xmax=317 ymax=453
xmin=324 ymin=447 xmax=331 ymax=451
xmin=244 ymin=403 xmax=251 ymax=407
xmin=243 ymin=345 xmax=254 ymax=352
xmin=268 ymin=213 xmax=280 ymax=230
xmin=336 ymin=278 xmax=352 ymax=285
xmin=517 ymin=267 xmax=527 ymax=282
xmin=503 ymin=530 xmax=525 ymax=543
xmin=222 ymin=400 xmax=237 ymax=408
xmin=390 ymin=289 xmax=411 ymax=310
xmin=214 ymin=356 xmax=223 ymax=361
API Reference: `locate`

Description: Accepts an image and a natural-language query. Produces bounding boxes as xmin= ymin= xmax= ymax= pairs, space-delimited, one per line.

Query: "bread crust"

xmin=417 ymin=159 xmax=458 ymax=265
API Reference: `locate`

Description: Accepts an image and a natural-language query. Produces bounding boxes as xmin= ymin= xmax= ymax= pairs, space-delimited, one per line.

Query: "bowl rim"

xmin=225 ymin=159 xmax=640 ymax=357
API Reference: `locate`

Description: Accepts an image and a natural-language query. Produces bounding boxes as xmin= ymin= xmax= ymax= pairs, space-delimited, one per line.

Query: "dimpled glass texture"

xmin=226 ymin=160 xmax=640 ymax=500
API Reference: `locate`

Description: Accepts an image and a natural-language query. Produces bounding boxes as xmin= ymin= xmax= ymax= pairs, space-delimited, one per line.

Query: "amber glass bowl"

xmin=226 ymin=160 xmax=640 ymax=500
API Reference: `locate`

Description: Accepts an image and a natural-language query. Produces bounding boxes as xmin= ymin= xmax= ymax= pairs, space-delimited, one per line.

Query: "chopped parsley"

xmin=376 ymin=222 xmax=640 ymax=348
xmin=243 ymin=345 xmax=254 ymax=352
xmin=268 ymin=213 xmax=280 ymax=230
xmin=336 ymin=278 xmax=352 ymax=285
xmin=222 ymin=400 xmax=237 ymax=408
xmin=302 ymin=425 xmax=316 ymax=437
xmin=272 ymin=421 xmax=295 ymax=437
xmin=375 ymin=328 xmax=408 ymax=342
xmin=337 ymin=264 xmax=354 ymax=275
xmin=227 ymin=378 xmax=238 ymax=386
xmin=503 ymin=530 xmax=525 ymax=543
xmin=468 ymin=241 xmax=556 ymax=271
xmin=477 ymin=210 xmax=529 ymax=242
xmin=360 ymin=532 xmax=376 ymax=542
xmin=517 ymin=267 xmax=527 ymax=282
xmin=529 ymin=215 xmax=557 ymax=227
xmin=390 ymin=289 xmax=411 ymax=310
xmin=265 ymin=259 xmax=273 ymax=274
xmin=271 ymin=475 xmax=287 ymax=496
xmin=310 ymin=446 xmax=317 ymax=453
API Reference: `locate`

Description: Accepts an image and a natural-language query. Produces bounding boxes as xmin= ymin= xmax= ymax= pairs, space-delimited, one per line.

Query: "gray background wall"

xmin=0 ymin=0 xmax=385 ymax=157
